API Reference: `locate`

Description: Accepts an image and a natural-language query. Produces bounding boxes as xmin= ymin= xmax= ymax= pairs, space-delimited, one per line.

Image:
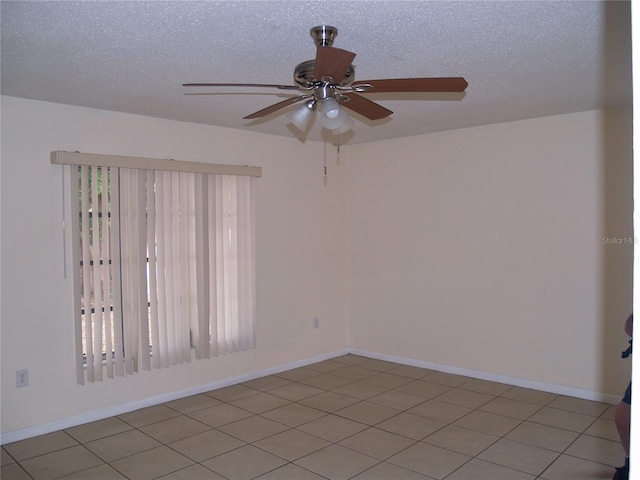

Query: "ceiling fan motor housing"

xmin=294 ymin=60 xmax=355 ymax=89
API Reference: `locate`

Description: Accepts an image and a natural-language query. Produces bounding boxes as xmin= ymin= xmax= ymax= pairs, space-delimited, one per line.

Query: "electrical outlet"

xmin=313 ymin=316 xmax=320 ymax=329
xmin=16 ymin=369 xmax=29 ymax=388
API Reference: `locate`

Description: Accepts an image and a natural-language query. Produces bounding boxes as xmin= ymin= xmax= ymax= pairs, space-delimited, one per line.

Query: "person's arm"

xmin=625 ymin=314 xmax=633 ymax=337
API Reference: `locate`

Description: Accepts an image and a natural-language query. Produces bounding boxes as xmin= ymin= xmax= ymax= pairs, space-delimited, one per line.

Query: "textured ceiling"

xmin=0 ymin=0 xmax=632 ymax=145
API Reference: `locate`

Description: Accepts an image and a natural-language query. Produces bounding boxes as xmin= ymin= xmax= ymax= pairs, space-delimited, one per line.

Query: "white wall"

xmin=0 ymin=96 xmax=351 ymax=438
xmin=1 ymin=97 xmax=632 ymax=441
xmin=348 ymin=108 xmax=633 ymax=399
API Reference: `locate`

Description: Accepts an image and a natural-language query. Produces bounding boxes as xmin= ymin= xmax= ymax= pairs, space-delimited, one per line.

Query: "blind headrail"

xmin=51 ymin=151 xmax=262 ymax=177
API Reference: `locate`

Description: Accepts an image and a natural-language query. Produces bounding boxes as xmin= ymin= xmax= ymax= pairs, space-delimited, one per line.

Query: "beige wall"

xmin=1 ymin=96 xmax=633 ymax=441
xmin=0 ymin=96 xmax=351 ymax=438
xmin=348 ymin=108 xmax=633 ymax=398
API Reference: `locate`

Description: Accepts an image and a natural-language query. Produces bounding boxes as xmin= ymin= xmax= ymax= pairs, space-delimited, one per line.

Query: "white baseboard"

xmin=0 ymin=348 xmax=350 ymax=445
xmin=349 ymin=348 xmax=622 ymax=405
xmin=1 ymin=346 xmax=619 ymax=444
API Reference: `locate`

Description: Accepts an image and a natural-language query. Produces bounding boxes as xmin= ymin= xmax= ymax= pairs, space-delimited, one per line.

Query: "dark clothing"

xmin=623 ymin=382 xmax=631 ymax=405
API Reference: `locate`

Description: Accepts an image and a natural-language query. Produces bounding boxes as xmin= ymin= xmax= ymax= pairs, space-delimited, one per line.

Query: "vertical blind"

xmin=58 ymin=152 xmax=259 ymax=384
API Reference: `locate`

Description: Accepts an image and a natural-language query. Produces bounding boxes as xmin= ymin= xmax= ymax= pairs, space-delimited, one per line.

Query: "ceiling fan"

xmin=183 ymin=25 xmax=468 ymax=134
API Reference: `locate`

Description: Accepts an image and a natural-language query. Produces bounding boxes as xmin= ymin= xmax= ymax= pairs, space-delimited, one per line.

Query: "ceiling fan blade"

xmin=353 ymin=77 xmax=468 ymax=93
xmin=243 ymin=96 xmax=307 ymax=119
xmin=341 ymin=93 xmax=393 ymax=121
xmin=183 ymin=82 xmax=302 ymax=91
xmin=314 ymin=46 xmax=356 ymax=84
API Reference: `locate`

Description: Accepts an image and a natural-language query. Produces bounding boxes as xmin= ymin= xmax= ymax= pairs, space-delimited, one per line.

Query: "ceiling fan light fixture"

xmin=286 ymin=99 xmax=316 ymax=131
xmin=183 ymin=24 xmax=468 ymax=141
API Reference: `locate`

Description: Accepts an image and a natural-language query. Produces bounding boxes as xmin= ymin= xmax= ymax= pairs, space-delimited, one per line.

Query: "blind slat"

xmin=90 ymin=167 xmax=103 ymax=382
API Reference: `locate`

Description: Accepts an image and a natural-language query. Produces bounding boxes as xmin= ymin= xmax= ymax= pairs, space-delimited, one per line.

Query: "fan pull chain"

xmin=337 ymin=144 xmax=341 ymax=165
xmin=323 ymin=141 xmax=328 ymax=186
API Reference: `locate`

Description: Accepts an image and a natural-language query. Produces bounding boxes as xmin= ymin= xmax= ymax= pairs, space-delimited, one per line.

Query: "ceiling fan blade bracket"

xmin=341 ymin=83 xmax=373 ymax=93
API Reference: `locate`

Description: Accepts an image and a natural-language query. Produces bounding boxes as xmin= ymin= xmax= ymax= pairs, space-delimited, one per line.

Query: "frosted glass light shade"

xmin=286 ymin=102 xmax=315 ymax=131
xmin=322 ymin=98 xmax=341 ymax=119
xmin=321 ymin=106 xmax=350 ymax=129
xmin=332 ymin=116 xmax=355 ymax=134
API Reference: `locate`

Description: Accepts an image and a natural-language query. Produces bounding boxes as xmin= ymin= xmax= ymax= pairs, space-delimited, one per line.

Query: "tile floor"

xmin=1 ymin=354 xmax=625 ymax=479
